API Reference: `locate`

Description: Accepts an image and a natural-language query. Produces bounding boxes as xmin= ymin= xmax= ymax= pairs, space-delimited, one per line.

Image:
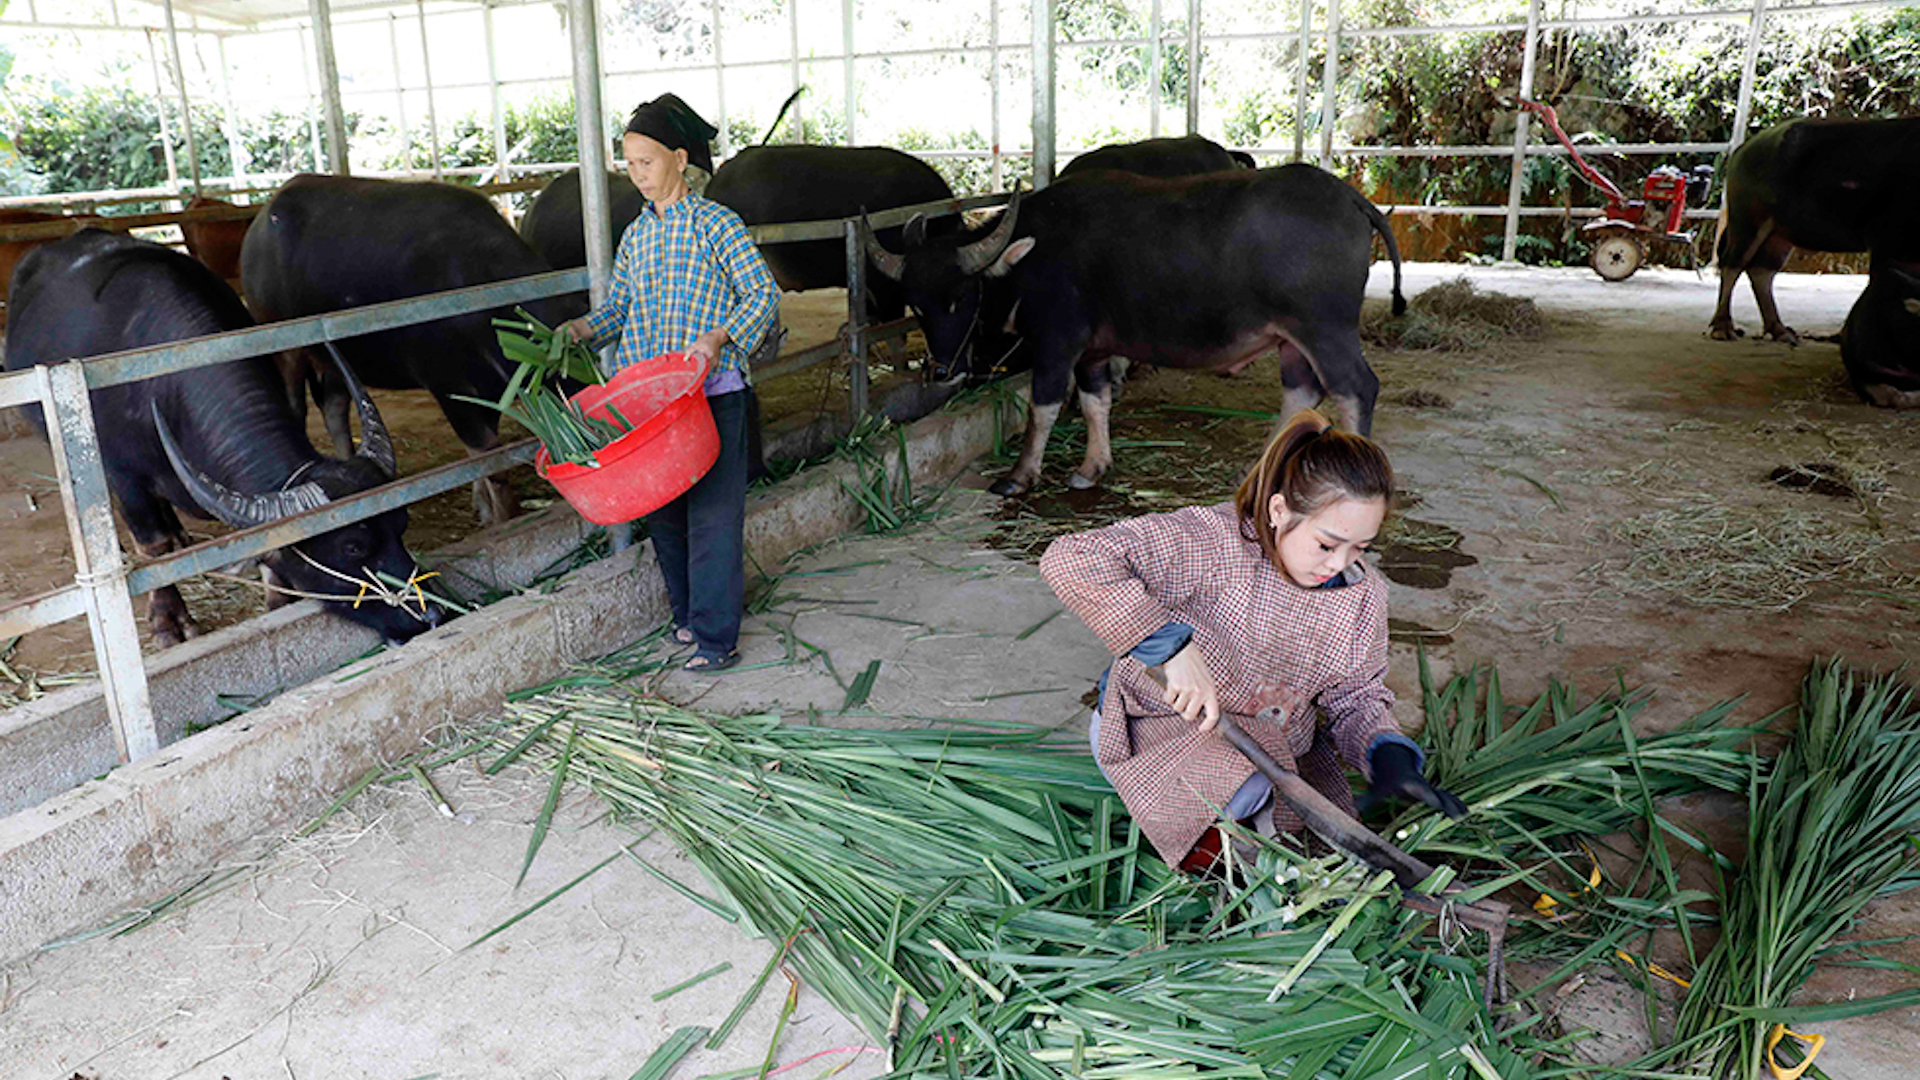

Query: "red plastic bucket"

xmin=535 ymin=353 xmax=719 ymax=525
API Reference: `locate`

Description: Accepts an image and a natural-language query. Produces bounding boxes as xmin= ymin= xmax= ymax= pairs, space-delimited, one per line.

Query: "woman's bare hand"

xmin=1160 ymin=643 xmax=1220 ymax=731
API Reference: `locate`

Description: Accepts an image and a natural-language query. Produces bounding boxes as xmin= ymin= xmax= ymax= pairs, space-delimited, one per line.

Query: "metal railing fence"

xmin=0 ymin=190 xmax=1006 ymax=766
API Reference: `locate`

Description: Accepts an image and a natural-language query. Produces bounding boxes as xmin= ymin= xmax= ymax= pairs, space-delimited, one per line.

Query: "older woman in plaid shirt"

xmin=1041 ymin=410 xmax=1466 ymax=874
xmin=569 ymin=95 xmax=781 ymax=672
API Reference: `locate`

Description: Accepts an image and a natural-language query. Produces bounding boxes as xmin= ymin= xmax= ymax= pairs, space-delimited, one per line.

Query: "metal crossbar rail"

xmin=0 ymin=191 xmax=1002 ymax=764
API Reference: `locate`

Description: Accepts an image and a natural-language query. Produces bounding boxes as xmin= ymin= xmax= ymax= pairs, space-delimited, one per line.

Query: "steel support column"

xmin=1728 ymin=0 xmax=1769 ymax=155
xmin=309 ymin=0 xmax=351 ymax=175
xmin=215 ymin=34 xmax=246 ymax=186
xmin=1500 ymin=0 xmax=1542 ymax=263
xmin=388 ymin=14 xmax=414 ymax=172
xmin=144 ymin=30 xmax=181 ymax=203
xmin=843 ymin=0 xmax=856 ymax=144
xmin=568 ymin=0 xmax=615 ymax=308
xmin=1149 ymin=0 xmax=1163 ymax=137
xmin=485 ymin=0 xmax=510 ymax=180
xmin=296 ymin=28 xmax=323 ymax=171
xmin=1317 ymin=0 xmax=1340 ymax=167
xmin=989 ymin=0 xmax=1002 ymax=188
xmin=161 ymin=0 xmax=202 ymax=196
xmin=38 ymin=363 xmax=157 ymax=764
xmin=1293 ymin=0 xmax=1311 ymax=160
xmin=415 ymin=0 xmax=443 ymax=178
xmin=1184 ymin=0 xmax=1201 ymax=134
xmin=787 ymin=0 xmax=804 ymax=139
xmin=1032 ymin=0 xmax=1055 ymax=187
xmin=711 ymin=0 xmax=731 ymax=159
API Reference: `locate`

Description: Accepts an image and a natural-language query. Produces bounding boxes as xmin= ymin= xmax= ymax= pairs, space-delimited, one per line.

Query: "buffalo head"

xmin=865 ymin=190 xmax=1031 ymax=382
xmin=155 ymin=345 xmax=447 ymax=644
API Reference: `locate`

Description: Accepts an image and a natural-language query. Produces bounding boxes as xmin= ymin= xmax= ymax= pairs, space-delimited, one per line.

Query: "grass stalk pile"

xmin=488 ymin=660 xmax=1795 ymax=1080
xmin=1657 ymin=661 xmax=1920 ymax=1079
xmin=1362 ymin=279 xmax=1545 ymax=354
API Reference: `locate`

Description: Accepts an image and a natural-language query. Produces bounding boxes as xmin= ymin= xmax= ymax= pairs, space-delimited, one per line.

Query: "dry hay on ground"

xmin=1363 ymin=276 xmax=1545 ymax=354
xmin=1588 ymin=499 xmax=1920 ymax=612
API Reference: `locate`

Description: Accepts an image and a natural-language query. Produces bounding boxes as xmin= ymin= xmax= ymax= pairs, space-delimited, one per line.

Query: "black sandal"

xmin=683 ymin=650 xmax=740 ymax=672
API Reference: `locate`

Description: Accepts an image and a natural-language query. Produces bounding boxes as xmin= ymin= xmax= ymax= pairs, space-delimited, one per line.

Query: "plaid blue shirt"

xmin=582 ymin=190 xmax=780 ymax=388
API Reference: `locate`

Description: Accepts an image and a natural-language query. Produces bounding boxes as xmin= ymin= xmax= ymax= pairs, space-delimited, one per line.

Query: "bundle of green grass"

xmin=488 ymin=657 xmax=1920 ymax=1080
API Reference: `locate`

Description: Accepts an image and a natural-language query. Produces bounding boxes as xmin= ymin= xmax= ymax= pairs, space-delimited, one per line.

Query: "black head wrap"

xmin=623 ymin=94 xmax=719 ymax=175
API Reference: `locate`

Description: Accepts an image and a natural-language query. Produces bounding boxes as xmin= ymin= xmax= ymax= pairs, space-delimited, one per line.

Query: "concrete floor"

xmin=3 ymin=262 xmax=1916 ymax=1079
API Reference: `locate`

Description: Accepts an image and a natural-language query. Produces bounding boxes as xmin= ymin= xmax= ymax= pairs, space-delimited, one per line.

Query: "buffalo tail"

xmin=1354 ymin=192 xmax=1407 ymax=316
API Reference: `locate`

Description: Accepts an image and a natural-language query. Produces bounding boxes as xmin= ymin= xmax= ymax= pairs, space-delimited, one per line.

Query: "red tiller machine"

xmin=1515 ymin=98 xmax=1715 ymax=281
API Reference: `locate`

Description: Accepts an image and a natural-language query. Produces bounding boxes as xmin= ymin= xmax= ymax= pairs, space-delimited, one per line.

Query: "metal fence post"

xmin=1032 ymin=0 xmax=1055 ymax=187
xmin=844 ymin=219 xmax=870 ymax=419
xmin=161 ymin=0 xmax=202 ymax=197
xmin=1317 ymin=0 xmax=1340 ymax=167
xmin=788 ymin=0 xmax=804 ymax=139
xmin=309 ymin=0 xmax=351 ymax=175
xmin=1184 ymin=0 xmax=1201 ymax=135
xmin=297 ymin=26 xmax=324 ymax=172
xmin=1728 ymin=0 xmax=1769 ymax=156
xmin=568 ymin=0 xmax=613 ymax=310
xmin=37 ymin=363 xmax=158 ymax=764
xmin=1500 ymin=0 xmax=1542 ymax=264
xmin=1293 ymin=0 xmax=1311 ymax=160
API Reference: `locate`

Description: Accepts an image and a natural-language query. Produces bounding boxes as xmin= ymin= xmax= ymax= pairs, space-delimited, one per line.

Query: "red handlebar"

xmin=1514 ymin=98 xmax=1626 ymax=205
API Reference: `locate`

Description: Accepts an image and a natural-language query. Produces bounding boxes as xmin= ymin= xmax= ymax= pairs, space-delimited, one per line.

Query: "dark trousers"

xmin=648 ymin=387 xmax=752 ymax=655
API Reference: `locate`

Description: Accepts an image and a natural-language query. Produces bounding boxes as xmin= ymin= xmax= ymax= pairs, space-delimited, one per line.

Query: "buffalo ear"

xmin=1890 ymin=264 xmax=1920 ymax=293
xmin=984 ymin=237 xmax=1037 ymax=278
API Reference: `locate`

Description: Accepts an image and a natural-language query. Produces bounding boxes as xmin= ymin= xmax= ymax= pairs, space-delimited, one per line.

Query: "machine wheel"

xmin=1591 ymin=234 xmax=1644 ymax=282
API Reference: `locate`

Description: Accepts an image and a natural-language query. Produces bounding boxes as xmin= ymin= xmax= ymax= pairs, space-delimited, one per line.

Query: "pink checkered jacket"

xmin=1040 ymin=502 xmax=1406 ymax=865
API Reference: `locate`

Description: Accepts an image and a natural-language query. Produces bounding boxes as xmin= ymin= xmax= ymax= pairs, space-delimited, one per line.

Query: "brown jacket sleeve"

xmin=1039 ymin=507 xmax=1220 ymax=657
xmin=1316 ymin=571 xmax=1404 ymax=779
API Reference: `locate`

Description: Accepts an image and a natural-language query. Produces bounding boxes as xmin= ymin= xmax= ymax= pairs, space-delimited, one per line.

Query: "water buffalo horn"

xmin=324 ymin=342 xmax=397 ymax=479
xmin=956 ymin=188 xmax=1023 ymax=276
xmin=860 ymin=211 xmax=906 ymax=282
xmin=152 ymin=402 xmax=330 ymax=529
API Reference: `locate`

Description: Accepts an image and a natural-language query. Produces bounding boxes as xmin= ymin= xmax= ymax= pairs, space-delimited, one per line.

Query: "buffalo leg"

xmin=434 ymin=388 xmax=522 ymax=526
xmin=990 ymin=346 xmax=1078 ymax=497
xmin=1293 ymin=332 xmax=1379 ymax=436
xmin=1068 ymin=380 xmax=1114 ymax=491
xmin=1748 ymin=257 xmax=1800 ymax=345
xmin=132 ymin=533 xmax=200 ymax=648
xmin=1709 ymin=264 xmax=1748 ymax=341
xmin=993 ymin=400 xmax=1064 ymax=498
xmin=1276 ymin=342 xmax=1326 ymax=428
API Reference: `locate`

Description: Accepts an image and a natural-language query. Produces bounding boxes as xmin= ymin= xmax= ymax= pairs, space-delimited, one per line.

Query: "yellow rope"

xmin=1765 ymin=1025 xmax=1826 ymax=1080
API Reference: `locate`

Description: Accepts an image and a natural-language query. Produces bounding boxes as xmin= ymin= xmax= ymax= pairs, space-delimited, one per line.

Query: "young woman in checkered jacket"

xmin=1040 ymin=410 xmax=1466 ymax=873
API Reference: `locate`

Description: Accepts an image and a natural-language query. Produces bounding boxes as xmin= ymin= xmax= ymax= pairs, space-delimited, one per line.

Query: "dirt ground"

xmin=3 ymin=264 xmax=1917 ymax=1078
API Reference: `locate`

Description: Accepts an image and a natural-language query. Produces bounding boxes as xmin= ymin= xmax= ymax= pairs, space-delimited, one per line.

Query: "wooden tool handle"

xmin=1139 ymin=662 xmax=1438 ymax=889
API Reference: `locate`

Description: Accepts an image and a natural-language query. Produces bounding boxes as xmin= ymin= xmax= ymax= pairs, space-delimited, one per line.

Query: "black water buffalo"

xmin=5 ymin=230 xmax=442 ymax=646
xmin=1059 ymin=135 xmax=1254 ymax=180
xmin=243 ymin=174 xmax=584 ymax=524
xmin=517 ymin=169 xmax=647 ymax=274
xmin=865 ymin=165 xmax=1405 ymax=496
xmin=1841 ymin=258 xmax=1920 ymax=408
xmin=1711 ymin=116 xmax=1920 ymax=344
xmin=705 ymin=145 xmax=956 ymax=321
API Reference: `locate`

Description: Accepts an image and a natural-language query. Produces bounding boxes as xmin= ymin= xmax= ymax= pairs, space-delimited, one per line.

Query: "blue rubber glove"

xmin=1364 ymin=742 xmax=1467 ymax=819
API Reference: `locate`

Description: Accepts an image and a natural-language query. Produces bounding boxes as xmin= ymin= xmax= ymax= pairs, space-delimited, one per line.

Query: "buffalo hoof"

xmin=1066 ymin=470 xmax=1104 ymax=491
xmin=151 ymin=617 xmax=201 ymax=650
xmin=1708 ymin=321 xmax=1745 ymax=341
xmin=988 ymin=476 xmax=1031 ymax=498
xmin=1862 ymin=383 xmax=1920 ymax=409
xmin=1764 ymin=324 xmax=1802 ymax=346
